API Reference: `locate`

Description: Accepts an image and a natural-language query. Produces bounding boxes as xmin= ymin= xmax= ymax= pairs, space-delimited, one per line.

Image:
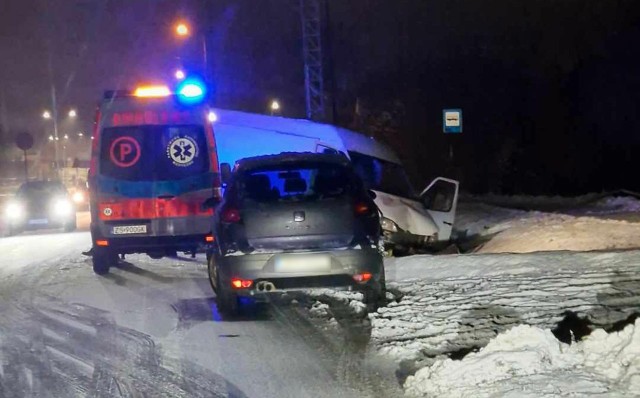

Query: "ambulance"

xmin=88 ymin=79 xmax=220 ymax=274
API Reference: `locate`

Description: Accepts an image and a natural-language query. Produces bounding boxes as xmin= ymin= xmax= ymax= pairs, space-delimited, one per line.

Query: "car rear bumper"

xmin=8 ymin=214 xmax=75 ymax=230
xmin=215 ymin=248 xmax=383 ymax=296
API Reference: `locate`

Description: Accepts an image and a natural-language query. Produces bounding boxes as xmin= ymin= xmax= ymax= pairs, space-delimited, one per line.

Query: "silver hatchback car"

xmin=205 ymin=152 xmax=385 ymax=315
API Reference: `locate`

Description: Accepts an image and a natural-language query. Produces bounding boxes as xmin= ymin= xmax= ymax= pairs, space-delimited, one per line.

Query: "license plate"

xmin=28 ymin=219 xmax=48 ymax=225
xmin=275 ymin=255 xmax=331 ymax=273
xmin=112 ymin=225 xmax=147 ymax=235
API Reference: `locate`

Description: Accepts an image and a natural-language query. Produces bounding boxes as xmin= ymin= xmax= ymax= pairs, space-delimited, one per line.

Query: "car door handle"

xmin=443 ymin=221 xmax=453 ymax=226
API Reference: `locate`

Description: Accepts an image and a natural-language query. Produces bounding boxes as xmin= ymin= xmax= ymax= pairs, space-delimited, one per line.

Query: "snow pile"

xmin=455 ymin=197 xmax=640 ymax=254
xmin=404 ymin=320 xmax=640 ymax=397
xmin=373 ymin=251 xmax=640 ymax=364
xmin=586 ymin=195 xmax=640 ymax=214
xmin=478 ymin=216 xmax=640 ymax=253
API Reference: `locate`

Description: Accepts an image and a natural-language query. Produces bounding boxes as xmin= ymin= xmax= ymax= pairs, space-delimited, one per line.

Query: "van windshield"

xmin=99 ymin=125 xmax=209 ymax=181
xmin=348 ymin=151 xmax=416 ymax=199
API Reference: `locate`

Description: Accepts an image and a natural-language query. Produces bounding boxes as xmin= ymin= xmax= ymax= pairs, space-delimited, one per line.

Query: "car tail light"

xmin=353 ymin=272 xmax=373 ymax=283
xmin=354 ymin=202 xmax=371 ymax=216
xmin=96 ymin=239 xmax=109 ymax=247
xmin=222 ymin=208 xmax=241 ymax=223
xmin=231 ymin=278 xmax=253 ymax=289
xmin=205 ymin=235 xmax=214 ymax=242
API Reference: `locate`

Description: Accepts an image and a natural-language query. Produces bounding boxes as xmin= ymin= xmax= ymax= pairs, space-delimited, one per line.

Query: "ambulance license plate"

xmin=112 ymin=225 xmax=147 ymax=235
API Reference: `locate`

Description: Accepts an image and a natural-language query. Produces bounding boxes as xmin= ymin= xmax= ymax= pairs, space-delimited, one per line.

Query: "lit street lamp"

xmin=270 ymin=100 xmax=281 ymax=116
xmin=174 ymin=21 xmax=208 ymax=83
xmin=48 ymin=135 xmax=54 ymax=141
xmin=68 ymin=109 xmax=77 ymax=118
xmin=175 ymin=23 xmax=189 ymax=37
xmin=63 ymin=134 xmax=69 ymax=140
xmin=175 ymin=69 xmax=186 ymax=80
xmin=43 ymin=111 xmax=51 ymax=119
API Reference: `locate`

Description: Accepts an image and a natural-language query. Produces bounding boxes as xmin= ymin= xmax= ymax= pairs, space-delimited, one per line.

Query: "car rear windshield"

xmin=238 ymin=162 xmax=359 ymax=203
xmin=348 ymin=151 xmax=416 ymax=199
xmin=99 ymin=125 xmax=209 ymax=181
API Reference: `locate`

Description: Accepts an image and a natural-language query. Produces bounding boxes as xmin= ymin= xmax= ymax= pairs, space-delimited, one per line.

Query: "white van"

xmin=211 ymin=109 xmax=459 ymax=252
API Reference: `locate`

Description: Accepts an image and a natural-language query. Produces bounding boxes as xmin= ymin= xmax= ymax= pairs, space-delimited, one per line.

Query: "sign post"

xmin=15 ymin=132 xmax=34 ymax=182
xmin=443 ymin=109 xmax=462 ymax=163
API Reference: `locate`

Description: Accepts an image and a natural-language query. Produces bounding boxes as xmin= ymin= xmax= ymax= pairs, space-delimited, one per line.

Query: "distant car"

xmin=206 ymin=152 xmax=385 ymax=315
xmin=3 ymin=180 xmax=77 ymax=235
xmin=69 ymin=184 xmax=89 ymax=211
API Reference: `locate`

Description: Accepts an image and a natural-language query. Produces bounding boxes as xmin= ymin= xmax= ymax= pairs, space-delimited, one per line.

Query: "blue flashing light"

xmin=176 ymin=78 xmax=207 ymax=104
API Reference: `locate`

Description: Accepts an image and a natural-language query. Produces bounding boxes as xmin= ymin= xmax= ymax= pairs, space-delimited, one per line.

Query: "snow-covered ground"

xmin=455 ymin=195 xmax=640 ymax=253
xmin=404 ymin=320 xmax=640 ymax=397
xmin=303 ymin=195 xmax=640 ymax=396
xmin=1 ymin=194 xmax=639 ymax=397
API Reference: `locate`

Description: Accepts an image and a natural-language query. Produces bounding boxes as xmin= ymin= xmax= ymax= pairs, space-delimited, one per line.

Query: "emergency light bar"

xmin=103 ymin=78 xmax=207 ymax=105
xmin=133 ymin=86 xmax=171 ymax=98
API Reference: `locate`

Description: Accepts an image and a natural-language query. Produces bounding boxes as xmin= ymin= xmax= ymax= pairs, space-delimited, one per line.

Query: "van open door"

xmin=419 ymin=177 xmax=459 ymax=241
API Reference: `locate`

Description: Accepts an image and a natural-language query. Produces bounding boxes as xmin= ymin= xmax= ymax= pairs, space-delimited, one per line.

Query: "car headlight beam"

xmin=5 ymin=202 xmax=24 ymax=220
xmin=53 ymin=199 xmax=73 ymax=217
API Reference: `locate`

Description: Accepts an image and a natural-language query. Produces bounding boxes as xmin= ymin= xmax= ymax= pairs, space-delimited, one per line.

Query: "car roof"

xmin=235 ymin=152 xmax=351 ymax=172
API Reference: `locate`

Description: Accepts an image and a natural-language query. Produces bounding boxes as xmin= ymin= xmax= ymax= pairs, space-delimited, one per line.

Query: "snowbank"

xmin=455 ymin=196 xmax=640 ymax=254
xmin=373 ymin=251 xmax=640 ymax=363
xmin=404 ymin=320 xmax=640 ymax=397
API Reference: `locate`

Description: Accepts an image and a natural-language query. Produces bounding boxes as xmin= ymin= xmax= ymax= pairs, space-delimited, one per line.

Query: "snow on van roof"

xmin=212 ymin=108 xmax=401 ymax=164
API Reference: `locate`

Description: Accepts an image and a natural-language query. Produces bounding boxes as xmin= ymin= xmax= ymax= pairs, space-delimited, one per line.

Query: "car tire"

xmin=207 ymin=255 xmax=218 ymax=293
xmin=363 ymin=272 xmax=387 ymax=313
xmin=93 ymin=248 xmax=117 ymax=275
xmin=214 ymin=264 xmax=239 ymax=316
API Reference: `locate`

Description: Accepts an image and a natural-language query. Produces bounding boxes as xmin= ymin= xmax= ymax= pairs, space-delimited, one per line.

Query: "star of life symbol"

xmin=167 ymin=136 xmax=198 ymax=167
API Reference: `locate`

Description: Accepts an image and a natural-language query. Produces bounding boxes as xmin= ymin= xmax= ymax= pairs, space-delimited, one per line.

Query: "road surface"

xmin=0 ymin=231 xmax=400 ymax=398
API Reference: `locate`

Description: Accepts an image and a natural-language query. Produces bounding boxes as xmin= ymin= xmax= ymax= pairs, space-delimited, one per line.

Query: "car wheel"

xmin=207 ymin=255 xmax=218 ymax=293
xmin=363 ymin=272 xmax=387 ymax=313
xmin=92 ymin=248 xmax=117 ymax=275
xmin=214 ymin=265 xmax=239 ymax=316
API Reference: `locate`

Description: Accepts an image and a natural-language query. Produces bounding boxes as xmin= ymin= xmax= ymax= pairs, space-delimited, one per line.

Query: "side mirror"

xmin=202 ymin=196 xmax=221 ymax=210
xmin=220 ymin=163 xmax=232 ymax=184
xmin=368 ymin=189 xmax=377 ymax=199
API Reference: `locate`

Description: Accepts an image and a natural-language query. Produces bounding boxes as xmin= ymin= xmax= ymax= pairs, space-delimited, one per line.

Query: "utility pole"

xmin=300 ymin=0 xmax=325 ymax=121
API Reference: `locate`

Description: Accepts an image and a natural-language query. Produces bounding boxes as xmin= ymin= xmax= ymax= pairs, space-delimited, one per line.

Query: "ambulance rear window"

xmin=99 ymin=125 xmax=209 ymax=181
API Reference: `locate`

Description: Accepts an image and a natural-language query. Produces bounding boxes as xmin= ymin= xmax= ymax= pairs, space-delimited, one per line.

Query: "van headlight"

xmin=53 ymin=199 xmax=73 ymax=216
xmin=381 ymin=217 xmax=400 ymax=233
xmin=5 ymin=202 xmax=24 ymax=220
xmin=72 ymin=191 xmax=85 ymax=204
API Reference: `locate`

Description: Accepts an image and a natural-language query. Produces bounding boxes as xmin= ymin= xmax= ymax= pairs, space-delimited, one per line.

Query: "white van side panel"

xmin=215 ymin=124 xmax=324 ymax=167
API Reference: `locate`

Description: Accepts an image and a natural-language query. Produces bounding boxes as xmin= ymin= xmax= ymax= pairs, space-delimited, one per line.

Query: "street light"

xmin=174 ymin=21 xmax=208 ymax=83
xmin=175 ymin=22 xmax=189 ymax=37
xmin=63 ymin=134 xmax=69 ymax=140
xmin=48 ymin=135 xmax=54 ymax=141
xmin=68 ymin=109 xmax=77 ymax=118
xmin=43 ymin=111 xmax=51 ymax=119
xmin=175 ymin=69 xmax=186 ymax=80
xmin=270 ymin=100 xmax=281 ymax=115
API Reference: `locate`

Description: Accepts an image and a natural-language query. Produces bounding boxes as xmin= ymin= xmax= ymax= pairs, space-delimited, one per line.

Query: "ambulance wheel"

xmin=93 ymin=248 xmax=117 ymax=275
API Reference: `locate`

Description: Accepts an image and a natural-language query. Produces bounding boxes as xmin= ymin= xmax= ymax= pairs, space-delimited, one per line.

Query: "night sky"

xmin=1 ymin=0 xmax=640 ymax=194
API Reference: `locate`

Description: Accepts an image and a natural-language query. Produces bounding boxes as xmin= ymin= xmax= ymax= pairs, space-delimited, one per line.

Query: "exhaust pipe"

xmin=256 ymin=281 xmax=276 ymax=292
